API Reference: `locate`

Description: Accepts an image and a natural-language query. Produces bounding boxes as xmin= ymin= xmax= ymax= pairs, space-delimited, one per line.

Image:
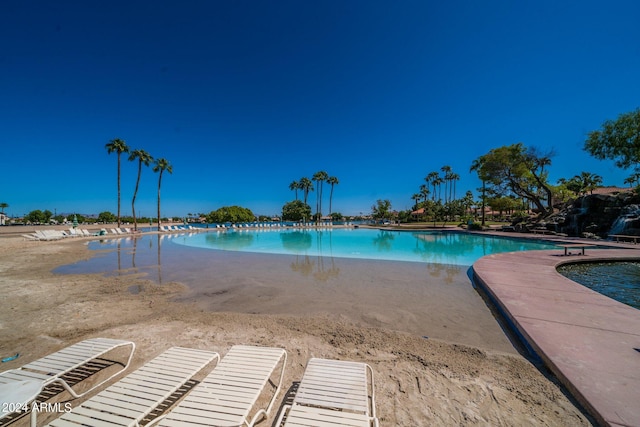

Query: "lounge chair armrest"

xmin=52 ymin=340 xmax=136 ymax=398
xmin=274 ymin=404 xmax=291 ymax=427
xmin=366 ymin=362 xmax=376 ymax=418
xmin=266 ymin=350 xmax=288 ymax=417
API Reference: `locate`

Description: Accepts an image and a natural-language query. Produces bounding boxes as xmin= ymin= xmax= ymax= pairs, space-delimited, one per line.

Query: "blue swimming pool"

xmin=53 ymin=229 xmax=559 ymax=349
xmin=172 ymin=228 xmax=558 ymax=266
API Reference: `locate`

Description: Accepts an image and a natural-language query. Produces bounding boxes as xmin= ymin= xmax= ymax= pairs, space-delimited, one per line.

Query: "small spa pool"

xmin=557 ymin=261 xmax=640 ymax=310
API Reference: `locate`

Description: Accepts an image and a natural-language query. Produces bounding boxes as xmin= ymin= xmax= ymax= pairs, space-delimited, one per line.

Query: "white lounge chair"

xmin=0 ymin=338 xmax=135 ymax=426
xmin=46 ymin=347 xmax=219 ymax=427
xmin=149 ymin=345 xmax=287 ymax=427
xmin=34 ymin=230 xmax=62 ymax=241
xmin=276 ymin=358 xmax=378 ymax=427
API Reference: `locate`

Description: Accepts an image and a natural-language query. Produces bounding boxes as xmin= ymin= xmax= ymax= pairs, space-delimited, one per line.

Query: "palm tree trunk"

xmin=329 ymin=184 xmax=334 ymax=215
xmin=157 ymin=170 xmax=163 ymax=227
xmin=132 ymin=161 xmax=142 ymax=231
xmin=318 ymin=182 xmax=323 ymax=221
xmin=481 ymin=180 xmax=486 ymax=226
xmin=117 ymin=154 xmax=122 ymax=227
xmin=315 ymin=182 xmax=320 ymax=223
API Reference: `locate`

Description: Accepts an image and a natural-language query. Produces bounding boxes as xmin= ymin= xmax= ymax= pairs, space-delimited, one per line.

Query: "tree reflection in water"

xmin=372 ymin=231 xmax=395 ymax=251
xmin=282 ymin=230 xmax=340 ymax=281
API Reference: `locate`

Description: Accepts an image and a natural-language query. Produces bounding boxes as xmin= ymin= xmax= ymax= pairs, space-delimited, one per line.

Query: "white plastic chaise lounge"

xmin=33 ymin=230 xmax=60 ymax=240
xmin=0 ymin=338 xmax=135 ymax=426
xmin=148 ymin=345 xmax=287 ymax=427
xmin=276 ymin=358 xmax=378 ymax=427
xmin=46 ymin=347 xmax=219 ymax=427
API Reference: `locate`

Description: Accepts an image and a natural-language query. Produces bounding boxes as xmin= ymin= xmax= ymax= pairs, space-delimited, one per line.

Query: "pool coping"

xmin=472 ymin=247 xmax=640 ymax=427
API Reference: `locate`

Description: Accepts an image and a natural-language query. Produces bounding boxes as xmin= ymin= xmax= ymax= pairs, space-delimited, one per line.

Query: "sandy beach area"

xmin=0 ymin=226 xmax=593 ymax=426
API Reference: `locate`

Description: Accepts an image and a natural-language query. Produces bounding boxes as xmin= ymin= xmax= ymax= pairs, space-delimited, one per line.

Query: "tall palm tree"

xmin=312 ymin=171 xmax=329 ymax=221
xmin=289 ymin=180 xmax=300 ymax=201
xmin=426 ymin=171 xmax=439 ymax=201
xmin=419 ymin=184 xmax=429 ymax=206
xmin=153 ymin=158 xmax=173 ymax=228
xmin=299 ymin=177 xmax=313 ymax=206
xmin=470 ymin=159 xmax=486 ymax=226
xmin=128 ymin=149 xmax=153 ymax=231
xmin=433 ymin=176 xmax=444 ymax=202
xmin=105 ymin=138 xmax=130 ymax=227
xmin=449 ymin=172 xmax=460 ymax=201
xmin=327 ymin=176 xmax=339 ymax=215
xmin=441 ymin=165 xmax=452 ymax=203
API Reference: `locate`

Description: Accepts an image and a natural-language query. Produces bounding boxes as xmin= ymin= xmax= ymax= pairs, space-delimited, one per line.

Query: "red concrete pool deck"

xmin=473 ymin=247 xmax=640 ymax=427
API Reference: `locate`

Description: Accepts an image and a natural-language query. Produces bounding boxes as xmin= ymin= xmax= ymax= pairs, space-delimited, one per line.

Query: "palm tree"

xmin=312 ymin=171 xmax=328 ymax=221
xmin=299 ymin=177 xmax=314 ymax=206
xmin=426 ymin=171 xmax=439 ymax=201
xmin=419 ymin=184 xmax=429 ymax=205
xmin=411 ymin=193 xmax=421 ymax=210
xmin=433 ymin=176 xmax=444 ymax=202
xmin=289 ymin=180 xmax=300 ymax=201
xmin=624 ymin=172 xmax=640 ymax=188
xmin=128 ymin=149 xmax=153 ymax=231
xmin=327 ymin=176 xmax=339 ymax=215
xmin=105 ymin=138 xmax=130 ymax=227
xmin=470 ymin=158 xmax=486 ymax=226
xmin=577 ymin=171 xmax=603 ymax=195
xmin=441 ymin=165 xmax=452 ymax=203
xmin=449 ymin=172 xmax=460 ymax=201
xmin=153 ymin=158 xmax=173 ymax=228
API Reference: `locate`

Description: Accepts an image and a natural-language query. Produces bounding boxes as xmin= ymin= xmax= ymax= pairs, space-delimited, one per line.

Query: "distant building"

xmin=0 ymin=213 xmax=5 ymax=225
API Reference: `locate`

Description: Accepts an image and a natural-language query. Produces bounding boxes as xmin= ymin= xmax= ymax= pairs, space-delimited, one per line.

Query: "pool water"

xmin=172 ymin=228 xmax=558 ymax=266
xmin=51 ymin=229 xmax=559 ymax=351
xmin=557 ymin=261 xmax=640 ymax=310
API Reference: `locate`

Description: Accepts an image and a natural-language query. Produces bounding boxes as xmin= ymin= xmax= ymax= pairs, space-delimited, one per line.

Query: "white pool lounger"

xmin=47 ymin=347 xmax=219 ymax=427
xmin=277 ymin=358 xmax=379 ymax=427
xmin=149 ymin=345 xmax=287 ymax=427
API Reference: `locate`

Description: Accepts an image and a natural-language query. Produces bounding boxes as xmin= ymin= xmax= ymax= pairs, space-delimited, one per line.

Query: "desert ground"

xmin=0 ymin=226 xmax=593 ymax=426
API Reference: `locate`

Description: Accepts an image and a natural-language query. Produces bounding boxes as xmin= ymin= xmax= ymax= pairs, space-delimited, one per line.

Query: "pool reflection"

xmin=55 ymin=233 xmax=349 ymax=285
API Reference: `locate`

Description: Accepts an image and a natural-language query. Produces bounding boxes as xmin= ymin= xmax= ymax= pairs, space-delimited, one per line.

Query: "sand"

xmin=0 ymin=227 xmax=594 ymax=426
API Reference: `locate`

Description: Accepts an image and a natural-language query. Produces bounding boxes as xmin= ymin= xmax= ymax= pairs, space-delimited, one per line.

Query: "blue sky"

xmin=2 ymin=1 xmax=639 ymax=218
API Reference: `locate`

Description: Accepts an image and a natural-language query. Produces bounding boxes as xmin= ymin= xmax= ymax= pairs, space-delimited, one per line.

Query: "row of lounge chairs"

xmin=158 ymin=225 xmax=201 ymax=232
xmin=0 ymin=338 xmax=378 ymax=426
xmin=107 ymin=227 xmax=135 ymax=235
xmin=22 ymin=229 xmax=96 ymax=241
xmin=214 ymin=222 xmax=356 ymax=229
xmin=22 ymin=228 xmax=139 ymax=241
